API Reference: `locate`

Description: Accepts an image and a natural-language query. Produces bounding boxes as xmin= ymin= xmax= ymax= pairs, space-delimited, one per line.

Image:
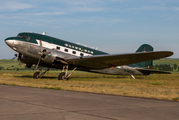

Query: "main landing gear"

xmin=58 ymin=65 xmax=76 ymax=80
xmin=33 ymin=68 xmax=50 ymax=79
xmin=33 ymin=65 xmax=76 ymax=80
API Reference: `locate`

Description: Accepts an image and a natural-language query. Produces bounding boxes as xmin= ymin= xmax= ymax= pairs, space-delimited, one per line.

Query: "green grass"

xmin=1 ymin=59 xmax=179 ymax=101
xmin=0 ymin=70 xmax=179 ymax=101
xmin=0 ymin=59 xmax=22 ymax=67
xmin=172 ymin=97 xmax=179 ymax=101
xmin=151 ymin=82 xmax=162 ymax=85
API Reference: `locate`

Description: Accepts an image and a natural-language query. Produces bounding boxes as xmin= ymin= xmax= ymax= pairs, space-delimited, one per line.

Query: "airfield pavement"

xmin=0 ymin=85 xmax=178 ymax=120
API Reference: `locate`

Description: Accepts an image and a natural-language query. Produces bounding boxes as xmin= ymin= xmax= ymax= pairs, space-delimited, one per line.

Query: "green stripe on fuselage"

xmin=15 ymin=32 xmax=108 ymax=56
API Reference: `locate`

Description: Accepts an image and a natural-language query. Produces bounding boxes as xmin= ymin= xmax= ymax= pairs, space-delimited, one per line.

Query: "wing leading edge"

xmin=66 ymin=51 xmax=173 ymax=69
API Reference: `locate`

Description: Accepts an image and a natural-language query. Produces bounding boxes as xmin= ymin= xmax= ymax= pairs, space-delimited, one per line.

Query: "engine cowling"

xmin=19 ymin=54 xmax=37 ymax=65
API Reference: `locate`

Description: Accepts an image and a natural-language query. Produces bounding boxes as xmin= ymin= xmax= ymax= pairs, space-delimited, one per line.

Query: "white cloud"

xmin=58 ymin=0 xmax=104 ymax=12
xmin=68 ymin=7 xmax=103 ymax=12
xmin=34 ymin=12 xmax=66 ymax=16
xmin=173 ymin=7 xmax=179 ymax=11
xmin=0 ymin=1 xmax=33 ymax=11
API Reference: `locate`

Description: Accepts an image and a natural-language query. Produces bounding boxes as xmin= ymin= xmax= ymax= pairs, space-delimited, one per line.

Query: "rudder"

xmin=129 ymin=44 xmax=153 ymax=68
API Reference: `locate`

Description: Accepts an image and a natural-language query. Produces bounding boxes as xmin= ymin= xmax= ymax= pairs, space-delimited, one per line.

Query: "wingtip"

xmin=156 ymin=51 xmax=174 ymax=58
xmin=165 ymin=51 xmax=174 ymax=57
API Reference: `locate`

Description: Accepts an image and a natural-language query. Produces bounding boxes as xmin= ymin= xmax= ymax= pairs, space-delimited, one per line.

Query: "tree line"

xmin=153 ymin=63 xmax=178 ymax=71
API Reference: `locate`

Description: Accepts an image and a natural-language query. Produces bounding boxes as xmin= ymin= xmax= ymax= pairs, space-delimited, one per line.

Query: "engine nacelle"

xmin=19 ymin=54 xmax=37 ymax=65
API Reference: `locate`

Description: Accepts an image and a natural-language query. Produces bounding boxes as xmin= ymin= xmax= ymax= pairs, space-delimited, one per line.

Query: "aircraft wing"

xmin=65 ymin=51 xmax=173 ymax=69
xmin=136 ymin=68 xmax=171 ymax=75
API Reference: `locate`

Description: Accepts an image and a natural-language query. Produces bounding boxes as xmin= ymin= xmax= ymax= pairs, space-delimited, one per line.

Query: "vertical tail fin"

xmin=129 ymin=44 xmax=154 ymax=68
xmin=136 ymin=44 xmax=153 ymax=53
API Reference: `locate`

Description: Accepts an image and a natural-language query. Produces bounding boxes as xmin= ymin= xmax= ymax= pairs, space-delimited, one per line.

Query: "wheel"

xmin=58 ymin=72 xmax=68 ymax=80
xmin=33 ymin=72 xmax=42 ymax=79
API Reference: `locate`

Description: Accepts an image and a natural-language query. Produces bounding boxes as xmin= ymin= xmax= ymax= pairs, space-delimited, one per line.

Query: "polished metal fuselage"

xmin=6 ymin=40 xmax=142 ymax=75
xmin=5 ymin=37 xmax=144 ymax=75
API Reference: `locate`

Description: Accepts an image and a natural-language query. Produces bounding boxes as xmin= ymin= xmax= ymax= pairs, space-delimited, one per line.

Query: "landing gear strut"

xmin=33 ymin=68 xmax=50 ymax=79
xmin=58 ymin=65 xmax=76 ymax=80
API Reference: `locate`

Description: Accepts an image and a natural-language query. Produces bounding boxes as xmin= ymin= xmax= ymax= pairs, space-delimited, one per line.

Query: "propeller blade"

xmin=19 ymin=61 xmax=22 ymax=67
xmin=17 ymin=53 xmax=20 ymax=61
xmin=40 ymin=40 xmax=43 ymax=53
xmin=17 ymin=53 xmax=22 ymax=67
xmin=36 ymin=57 xmax=41 ymax=70
xmin=11 ymin=54 xmax=18 ymax=60
xmin=11 ymin=56 xmax=17 ymax=60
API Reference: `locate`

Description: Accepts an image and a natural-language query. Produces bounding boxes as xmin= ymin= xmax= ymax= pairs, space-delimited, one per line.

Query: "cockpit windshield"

xmin=17 ymin=34 xmax=30 ymax=41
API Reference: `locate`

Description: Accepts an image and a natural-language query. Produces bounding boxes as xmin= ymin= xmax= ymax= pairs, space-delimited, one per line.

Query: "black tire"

xmin=58 ymin=72 xmax=68 ymax=81
xmin=33 ymin=72 xmax=41 ymax=79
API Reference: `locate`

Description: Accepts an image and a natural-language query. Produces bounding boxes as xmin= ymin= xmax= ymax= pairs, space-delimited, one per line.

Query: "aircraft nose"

xmin=5 ymin=38 xmax=14 ymax=47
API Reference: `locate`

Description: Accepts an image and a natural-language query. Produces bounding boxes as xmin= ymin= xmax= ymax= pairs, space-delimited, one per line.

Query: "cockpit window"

xmin=17 ymin=34 xmax=26 ymax=39
xmin=17 ymin=34 xmax=30 ymax=41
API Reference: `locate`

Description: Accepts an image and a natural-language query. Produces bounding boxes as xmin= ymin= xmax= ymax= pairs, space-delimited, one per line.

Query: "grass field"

xmin=0 ymin=70 xmax=179 ymax=101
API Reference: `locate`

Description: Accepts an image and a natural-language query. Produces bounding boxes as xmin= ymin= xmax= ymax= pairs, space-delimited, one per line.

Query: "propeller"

xmin=36 ymin=40 xmax=51 ymax=70
xmin=11 ymin=53 xmax=22 ymax=66
xmin=11 ymin=54 xmax=17 ymax=60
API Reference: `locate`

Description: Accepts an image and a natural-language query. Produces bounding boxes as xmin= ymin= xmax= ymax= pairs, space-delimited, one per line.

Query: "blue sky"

xmin=0 ymin=0 xmax=179 ymax=59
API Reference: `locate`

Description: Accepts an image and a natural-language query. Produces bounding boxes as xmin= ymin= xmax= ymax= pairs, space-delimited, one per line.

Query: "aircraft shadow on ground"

xmin=14 ymin=75 xmax=57 ymax=79
xmin=14 ymin=75 xmax=130 ymax=79
xmin=14 ymin=74 xmax=145 ymax=80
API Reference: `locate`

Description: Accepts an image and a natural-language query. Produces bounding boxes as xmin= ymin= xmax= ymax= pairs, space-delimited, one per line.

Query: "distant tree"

xmin=154 ymin=64 xmax=173 ymax=71
xmin=0 ymin=66 xmax=4 ymax=70
xmin=174 ymin=64 xmax=178 ymax=70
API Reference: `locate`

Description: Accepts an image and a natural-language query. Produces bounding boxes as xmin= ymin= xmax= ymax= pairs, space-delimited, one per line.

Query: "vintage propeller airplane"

xmin=5 ymin=32 xmax=173 ymax=80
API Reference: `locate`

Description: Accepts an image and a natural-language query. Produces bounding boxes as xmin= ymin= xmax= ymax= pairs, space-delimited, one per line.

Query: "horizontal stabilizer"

xmin=136 ymin=68 xmax=171 ymax=75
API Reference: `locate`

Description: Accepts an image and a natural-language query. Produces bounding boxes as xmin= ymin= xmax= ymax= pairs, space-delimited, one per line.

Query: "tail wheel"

xmin=58 ymin=72 xmax=68 ymax=81
xmin=33 ymin=72 xmax=42 ymax=79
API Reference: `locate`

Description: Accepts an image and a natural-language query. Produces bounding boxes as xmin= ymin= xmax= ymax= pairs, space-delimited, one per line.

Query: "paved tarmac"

xmin=0 ymin=85 xmax=178 ymax=120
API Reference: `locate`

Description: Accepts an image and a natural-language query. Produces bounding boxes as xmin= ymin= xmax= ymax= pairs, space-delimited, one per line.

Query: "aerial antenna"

xmin=42 ymin=32 xmax=46 ymax=35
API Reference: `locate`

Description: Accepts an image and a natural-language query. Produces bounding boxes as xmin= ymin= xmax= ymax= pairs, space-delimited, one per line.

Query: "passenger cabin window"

xmin=80 ymin=53 xmax=84 ymax=57
xmin=65 ymin=49 xmax=68 ymax=52
xmin=72 ymin=51 xmax=76 ymax=54
xmin=56 ymin=46 xmax=60 ymax=50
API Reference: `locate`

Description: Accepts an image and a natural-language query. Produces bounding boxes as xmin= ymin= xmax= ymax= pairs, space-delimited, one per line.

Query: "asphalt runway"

xmin=0 ymin=85 xmax=178 ymax=120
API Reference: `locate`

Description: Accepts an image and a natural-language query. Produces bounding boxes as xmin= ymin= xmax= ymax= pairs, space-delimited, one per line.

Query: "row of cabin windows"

xmin=64 ymin=44 xmax=94 ymax=54
xmin=57 ymin=46 xmax=84 ymax=56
